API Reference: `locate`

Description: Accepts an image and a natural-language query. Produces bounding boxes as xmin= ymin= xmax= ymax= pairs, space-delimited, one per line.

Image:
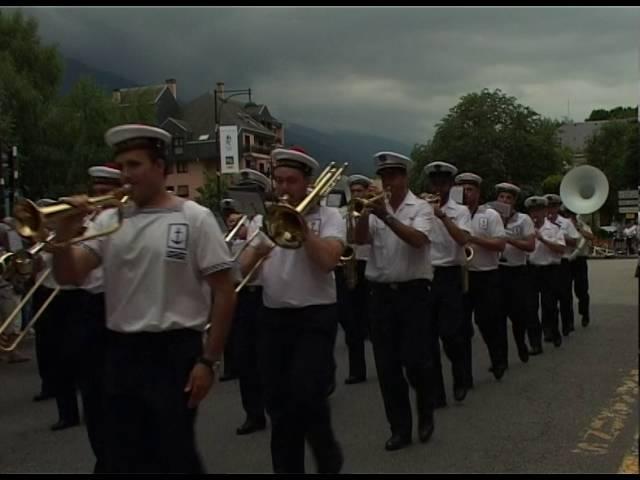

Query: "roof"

xmin=244 ymin=103 xmax=282 ymax=127
xmin=181 ymin=92 xmax=275 ymax=138
xmin=161 ymin=117 xmax=191 ymax=132
xmin=118 ymin=84 xmax=168 ymax=105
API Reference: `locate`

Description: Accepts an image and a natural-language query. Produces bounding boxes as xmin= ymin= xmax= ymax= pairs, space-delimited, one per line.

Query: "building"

xmin=112 ymin=80 xmax=284 ymax=200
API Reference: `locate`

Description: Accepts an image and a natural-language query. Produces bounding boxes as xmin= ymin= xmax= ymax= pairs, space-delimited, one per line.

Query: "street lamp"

xmin=214 ymin=87 xmax=252 ymax=207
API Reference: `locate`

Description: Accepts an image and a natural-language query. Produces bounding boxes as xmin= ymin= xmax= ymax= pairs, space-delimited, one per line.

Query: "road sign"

xmin=618 ymin=206 xmax=639 ymax=214
xmin=618 ymin=189 xmax=639 ymax=200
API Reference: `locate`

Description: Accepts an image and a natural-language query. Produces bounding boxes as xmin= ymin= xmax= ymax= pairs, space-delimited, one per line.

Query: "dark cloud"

xmin=18 ymin=7 xmax=640 ymax=143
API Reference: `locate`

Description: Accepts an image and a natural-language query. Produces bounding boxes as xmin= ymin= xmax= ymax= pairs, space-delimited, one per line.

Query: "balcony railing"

xmin=244 ymin=144 xmax=272 ymax=155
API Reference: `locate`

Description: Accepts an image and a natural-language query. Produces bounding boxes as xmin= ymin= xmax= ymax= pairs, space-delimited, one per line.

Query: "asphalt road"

xmin=1 ymin=258 xmax=637 ymax=473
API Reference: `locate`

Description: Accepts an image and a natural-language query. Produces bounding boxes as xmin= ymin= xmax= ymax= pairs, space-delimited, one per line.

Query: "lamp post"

xmin=214 ymin=86 xmax=252 ymax=207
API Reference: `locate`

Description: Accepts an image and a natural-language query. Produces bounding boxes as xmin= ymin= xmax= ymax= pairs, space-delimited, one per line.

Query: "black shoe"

xmin=418 ymin=415 xmax=435 ymax=443
xmin=385 ymin=434 xmax=411 ymax=451
xmin=33 ymin=392 xmax=54 ymax=402
xmin=553 ymin=336 xmax=562 ymax=347
xmin=327 ymin=381 xmax=336 ymax=397
xmin=236 ymin=417 xmax=266 ymax=435
xmin=344 ymin=376 xmax=366 ymax=385
xmin=50 ymin=419 xmax=80 ymax=431
xmin=453 ymin=385 xmax=468 ymax=402
xmin=529 ymin=345 xmax=543 ymax=356
xmin=518 ymin=346 xmax=530 ymax=363
xmin=434 ymin=398 xmax=447 ymax=409
xmin=490 ymin=365 xmax=507 ymax=381
xmin=218 ymin=374 xmax=237 ymax=382
xmin=582 ymin=316 xmax=590 ymax=327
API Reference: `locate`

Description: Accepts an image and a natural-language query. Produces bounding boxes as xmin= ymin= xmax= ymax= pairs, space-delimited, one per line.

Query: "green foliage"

xmin=586 ymin=106 xmax=637 ymax=121
xmin=196 ymin=170 xmax=232 ymax=213
xmin=410 ymin=89 xmax=565 ymax=200
xmin=541 ymin=174 xmax=564 ymax=195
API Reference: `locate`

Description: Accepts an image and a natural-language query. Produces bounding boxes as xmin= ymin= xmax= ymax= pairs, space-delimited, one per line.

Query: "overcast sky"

xmin=20 ymin=7 xmax=640 ymax=144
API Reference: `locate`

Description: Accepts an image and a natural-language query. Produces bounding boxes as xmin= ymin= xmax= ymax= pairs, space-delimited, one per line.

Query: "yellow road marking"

xmin=572 ymin=369 xmax=638 ymax=457
xmin=617 ymin=432 xmax=638 ymax=474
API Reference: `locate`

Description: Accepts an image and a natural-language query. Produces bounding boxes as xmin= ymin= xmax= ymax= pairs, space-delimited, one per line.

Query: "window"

xmin=166 ymin=186 xmax=175 ymax=192
xmin=173 ymin=136 xmax=184 ymax=155
xmin=258 ymin=163 xmax=265 ymax=173
xmin=177 ymin=162 xmax=188 ymax=174
xmin=177 ymin=185 xmax=189 ymax=198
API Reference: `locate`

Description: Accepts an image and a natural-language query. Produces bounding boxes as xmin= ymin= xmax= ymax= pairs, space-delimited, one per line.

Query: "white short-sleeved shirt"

xmin=82 ymin=200 xmax=232 ymax=333
xmin=555 ymin=216 xmax=581 ymax=259
xmin=501 ymin=212 xmax=535 ymax=267
xmin=244 ymin=215 xmax=264 ymax=287
xmin=261 ymin=206 xmax=345 ymax=309
xmin=529 ymin=219 xmax=566 ymax=266
xmin=468 ymin=206 xmax=506 ymax=272
xmin=430 ymin=198 xmax=472 ymax=267
xmin=575 ymin=221 xmax=592 ymax=257
xmin=365 ymin=191 xmax=434 ymax=282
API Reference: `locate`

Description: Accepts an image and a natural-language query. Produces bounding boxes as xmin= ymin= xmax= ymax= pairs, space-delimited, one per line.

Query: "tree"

xmin=542 ymin=174 xmax=563 ymax=195
xmin=196 ymin=171 xmax=231 ymax=213
xmin=585 ymin=119 xmax=639 ymax=220
xmin=410 ymin=89 xmax=564 ymax=198
xmin=586 ymin=106 xmax=637 ymax=121
xmin=0 ymin=11 xmax=62 ymax=194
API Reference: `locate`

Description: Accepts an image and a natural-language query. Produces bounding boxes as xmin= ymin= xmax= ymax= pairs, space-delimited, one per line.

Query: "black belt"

xmin=370 ymin=279 xmax=431 ymax=291
xmin=531 ymin=264 xmax=560 ymax=270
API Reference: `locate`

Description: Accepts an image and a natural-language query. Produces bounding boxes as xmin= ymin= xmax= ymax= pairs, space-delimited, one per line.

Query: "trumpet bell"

xmin=560 ymin=165 xmax=609 ymax=215
xmin=13 ymin=199 xmax=48 ymax=240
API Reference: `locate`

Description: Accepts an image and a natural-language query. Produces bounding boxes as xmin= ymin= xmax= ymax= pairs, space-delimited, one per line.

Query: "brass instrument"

xmin=14 ymin=187 xmax=130 ymax=244
xmin=236 ymin=162 xmax=348 ymax=292
xmin=347 ymin=190 xmax=389 ymax=218
xmin=340 ymin=209 xmax=358 ymax=290
xmin=0 ymin=192 xmax=129 ymax=351
xmin=462 ymin=245 xmax=474 ymax=293
xmin=263 ymin=162 xmax=348 ymax=249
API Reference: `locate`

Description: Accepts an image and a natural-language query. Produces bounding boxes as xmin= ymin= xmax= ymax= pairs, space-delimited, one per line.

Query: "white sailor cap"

xmin=495 ymin=182 xmax=521 ymax=196
xmin=272 ymin=147 xmax=319 ymax=176
xmin=220 ymin=198 xmax=238 ymax=211
xmin=455 ymin=172 xmax=483 ymax=186
xmin=104 ymin=124 xmax=172 ymax=152
xmin=424 ymin=161 xmax=458 ymax=177
xmin=88 ymin=163 xmax=122 ymax=182
xmin=374 ymin=152 xmax=412 ymax=173
xmin=348 ymin=174 xmax=372 ymax=187
xmin=544 ymin=194 xmax=562 ymax=206
xmin=235 ymin=169 xmax=272 ymax=192
xmin=524 ymin=196 xmax=548 ymax=209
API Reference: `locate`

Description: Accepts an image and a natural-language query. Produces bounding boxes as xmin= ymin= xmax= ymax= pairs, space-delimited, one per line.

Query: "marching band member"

xmin=239 ymin=147 xmax=345 ymax=473
xmin=423 ymin=162 xmax=472 ymax=406
xmin=229 ymin=168 xmax=270 ymax=435
xmin=545 ymin=194 xmax=580 ymax=336
xmin=494 ymin=182 xmax=536 ymax=363
xmin=355 ymin=152 xmax=435 ymax=451
xmin=559 ymin=206 xmax=594 ymax=327
xmin=334 ymin=174 xmax=371 ymax=386
xmin=455 ymin=173 xmax=507 ymax=382
xmin=51 ymin=124 xmax=236 ymax=473
xmin=526 ymin=196 xmax=566 ymax=350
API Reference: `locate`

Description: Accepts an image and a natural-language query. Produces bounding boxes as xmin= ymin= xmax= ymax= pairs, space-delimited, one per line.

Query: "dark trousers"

xmin=260 ymin=305 xmax=342 ymax=474
xmin=529 ymin=265 xmax=563 ymax=343
xmin=353 ymin=260 xmax=371 ymax=339
xmin=498 ymin=266 xmax=530 ymax=357
xmin=33 ymin=286 xmax=58 ymax=397
xmin=430 ymin=266 xmax=468 ymax=399
xmin=78 ymin=293 xmax=107 ymax=473
xmin=570 ymin=257 xmax=590 ymax=320
xmin=102 ymin=329 xmax=205 ymax=474
xmin=463 ymin=270 xmax=506 ymax=379
xmin=559 ymin=259 xmax=575 ymax=333
xmin=233 ymin=286 xmax=265 ymax=422
xmin=335 ymin=265 xmax=367 ymax=379
xmin=369 ymin=280 xmax=434 ymax=437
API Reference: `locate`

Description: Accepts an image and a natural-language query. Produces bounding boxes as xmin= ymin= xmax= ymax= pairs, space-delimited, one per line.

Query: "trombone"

xmin=235 ymin=162 xmax=348 ymax=292
xmin=0 ymin=191 xmax=130 ymax=351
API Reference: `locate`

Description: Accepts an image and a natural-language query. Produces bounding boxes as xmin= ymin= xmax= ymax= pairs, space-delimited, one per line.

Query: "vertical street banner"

xmin=219 ymin=125 xmax=240 ymax=174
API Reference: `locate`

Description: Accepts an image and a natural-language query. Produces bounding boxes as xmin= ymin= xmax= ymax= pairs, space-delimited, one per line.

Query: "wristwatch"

xmin=197 ymin=356 xmax=221 ymax=374
xmin=383 ymin=213 xmax=394 ymax=224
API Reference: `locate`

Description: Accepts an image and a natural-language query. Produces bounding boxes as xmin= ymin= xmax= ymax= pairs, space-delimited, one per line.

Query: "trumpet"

xmin=14 ymin=187 xmax=130 ymax=244
xmin=0 ymin=191 xmax=130 ymax=352
xmin=347 ymin=190 xmax=389 ymax=218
